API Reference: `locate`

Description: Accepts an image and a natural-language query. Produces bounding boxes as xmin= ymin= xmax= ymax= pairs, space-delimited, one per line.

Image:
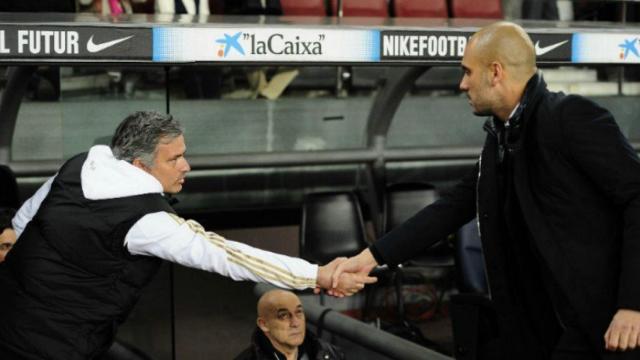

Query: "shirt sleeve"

xmin=12 ymin=175 xmax=55 ymax=238
xmin=125 ymin=212 xmax=318 ymax=290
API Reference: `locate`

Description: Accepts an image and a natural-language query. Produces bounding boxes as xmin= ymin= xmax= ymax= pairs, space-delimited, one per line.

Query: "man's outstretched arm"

xmin=125 ymin=212 xmax=375 ymax=294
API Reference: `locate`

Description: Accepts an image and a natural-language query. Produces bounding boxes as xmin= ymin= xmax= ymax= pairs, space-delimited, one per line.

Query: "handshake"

xmin=314 ymin=248 xmax=379 ymax=297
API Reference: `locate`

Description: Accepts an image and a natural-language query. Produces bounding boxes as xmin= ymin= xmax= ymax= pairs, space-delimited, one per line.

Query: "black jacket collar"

xmin=251 ymin=327 xmax=318 ymax=360
xmin=483 ymin=72 xmax=546 ymax=140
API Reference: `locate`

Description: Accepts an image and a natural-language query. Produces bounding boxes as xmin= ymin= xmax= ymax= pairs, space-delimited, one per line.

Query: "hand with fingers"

xmin=328 ymin=270 xmax=378 ymax=297
xmin=314 ymin=255 xmax=377 ymax=297
xmin=605 ymin=309 xmax=640 ymax=352
xmin=315 ymin=256 xmax=347 ymax=292
xmin=331 ymin=248 xmax=378 ymax=290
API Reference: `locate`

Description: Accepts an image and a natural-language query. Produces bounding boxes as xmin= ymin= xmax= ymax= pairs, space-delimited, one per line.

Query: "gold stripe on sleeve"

xmin=167 ymin=214 xmax=316 ymax=288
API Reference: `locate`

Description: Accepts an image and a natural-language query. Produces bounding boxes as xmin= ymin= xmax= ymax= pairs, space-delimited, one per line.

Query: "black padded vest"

xmin=0 ymin=152 xmax=175 ymax=359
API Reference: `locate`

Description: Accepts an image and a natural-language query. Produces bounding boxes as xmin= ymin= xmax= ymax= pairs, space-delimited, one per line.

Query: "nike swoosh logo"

xmin=86 ymin=35 xmax=134 ymax=53
xmin=534 ymin=40 xmax=568 ymax=56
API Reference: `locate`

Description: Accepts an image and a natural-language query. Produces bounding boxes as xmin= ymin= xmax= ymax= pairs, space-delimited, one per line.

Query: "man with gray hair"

xmin=0 ymin=111 xmax=375 ymax=360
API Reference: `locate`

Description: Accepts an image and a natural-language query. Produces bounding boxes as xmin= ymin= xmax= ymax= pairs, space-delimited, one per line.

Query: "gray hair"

xmin=111 ymin=111 xmax=183 ymax=166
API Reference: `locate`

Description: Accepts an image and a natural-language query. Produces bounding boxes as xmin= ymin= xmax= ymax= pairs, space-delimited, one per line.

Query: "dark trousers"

xmin=551 ymin=327 xmax=599 ymax=360
xmin=0 ymin=344 xmax=31 ymax=360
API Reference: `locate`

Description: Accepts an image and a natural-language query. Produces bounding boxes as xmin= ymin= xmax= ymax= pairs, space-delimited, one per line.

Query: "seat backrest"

xmin=384 ymin=182 xmax=438 ymax=232
xmin=394 ymin=0 xmax=448 ymax=18
xmin=300 ymin=192 xmax=368 ymax=264
xmin=455 ymin=219 xmax=488 ymax=294
xmin=281 ymin=0 xmax=326 ymax=16
xmin=451 ymin=0 xmax=503 ymax=19
xmin=384 ymin=183 xmax=453 ymax=262
xmin=0 ymin=165 xmax=19 ymax=209
xmin=331 ymin=0 xmax=388 ymax=17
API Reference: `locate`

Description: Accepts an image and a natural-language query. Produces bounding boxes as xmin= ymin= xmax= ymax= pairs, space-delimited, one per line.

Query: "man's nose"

xmin=181 ymin=158 xmax=191 ymax=173
xmin=290 ymin=316 xmax=302 ymax=327
xmin=459 ymin=77 xmax=468 ymax=91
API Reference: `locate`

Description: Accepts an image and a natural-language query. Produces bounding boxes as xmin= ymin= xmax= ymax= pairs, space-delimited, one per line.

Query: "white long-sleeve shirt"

xmin=12 ymin=145 xmax=318 ymax=290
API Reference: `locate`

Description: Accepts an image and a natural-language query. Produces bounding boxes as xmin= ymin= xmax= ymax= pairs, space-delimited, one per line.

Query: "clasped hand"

xmin=315 ymin=249 xmax=379 ymax=297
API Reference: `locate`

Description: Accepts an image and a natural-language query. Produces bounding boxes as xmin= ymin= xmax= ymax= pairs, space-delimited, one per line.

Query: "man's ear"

xmin=489 ymin=61 xmax=504 ymax=86
xmin=132 ymin=158 xmax=149 ymax=172
xmin=257 ymin=318 xmax=269 ymax=333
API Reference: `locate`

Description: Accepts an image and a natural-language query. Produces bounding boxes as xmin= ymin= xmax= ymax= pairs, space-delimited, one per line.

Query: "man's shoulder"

xmin=541 ymin=90 xmax=601 ymax=115
xmin=233 ymin=346 xmax=257 ymax=360
xmin=307 ymin=333 xmax=344 ymax=360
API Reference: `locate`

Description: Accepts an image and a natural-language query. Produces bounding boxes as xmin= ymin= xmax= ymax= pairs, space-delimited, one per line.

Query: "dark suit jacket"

xmin=371 ymin=74 xmax=640 ymax=359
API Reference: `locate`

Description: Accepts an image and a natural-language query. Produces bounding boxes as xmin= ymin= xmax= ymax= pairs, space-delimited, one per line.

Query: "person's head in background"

xmin=0 ymin=207 xmax=17 ymax=263
xmin=257 ymin=289 xmax=306 ymax=356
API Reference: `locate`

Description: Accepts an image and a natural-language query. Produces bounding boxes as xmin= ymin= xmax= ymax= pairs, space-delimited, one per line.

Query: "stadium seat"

xmin=384 ymin=183 xmax=453 ymax=268
xmin=383 ymin=183 xmax=454 ymax=323
xmin=299 ymin=191 xmax=368 ymax=264
xmin=394 ymin=0 xmax=448 ymax=18
xmin=281 ymin=0 xmax=326 ymax=16
xmin=451 ymin=0 xmax=503 ymax=19
xmin=331 ymin=0 xmax=388 ymax=17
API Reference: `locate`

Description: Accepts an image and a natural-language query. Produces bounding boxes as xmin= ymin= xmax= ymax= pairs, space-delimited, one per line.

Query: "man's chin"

xmin=472 ymin=109 xmax=493 ymax=117
xmin=166 ymin=185 xmax=182 ymax=194
xmin=289 ymin=333 xmax=305 ymax=344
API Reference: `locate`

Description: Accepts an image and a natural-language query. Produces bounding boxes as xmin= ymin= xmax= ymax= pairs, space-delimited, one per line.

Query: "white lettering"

xmin=428 ymin=37 xmax=437 ymax=56
xmin=67 ymin=31 xmax=78 ymax=54
xmin=410 ymin=36 xmax=418 ymax=56
xmin=419 ymin=36 xmax=428 ymax=56
xmin=41 ymin=31 xmax=53 ymax=54
xmin=16 ymin=30 xmax=79 ymax=55
xmin=18 ymin=30 xmax=28 ymax=53
xmin=383 ymin=35 xmax=394 ymax=56
xmin=400 ymin=36 xmax=410 ymax=56
xmin=458 ymin=36 xmax=467 ymax=56
xmin=0 ymin=30 xmax=9 ymax=54
xmin=437 ymin=36 xmax=447 ymax=56
xmin=54 ymin=31 xmax=65 ymax=54
xmin=447 ymin=36 xmax=457 ymax=56
xmin=29 ymin=30 xmax=41 ymax=54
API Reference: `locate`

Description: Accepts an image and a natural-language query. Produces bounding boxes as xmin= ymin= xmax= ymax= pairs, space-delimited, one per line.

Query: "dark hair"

xmin=110 ymin=111 xmax=183 ymax=167
xmin=0 ymin=207 xmax=16 ymax=230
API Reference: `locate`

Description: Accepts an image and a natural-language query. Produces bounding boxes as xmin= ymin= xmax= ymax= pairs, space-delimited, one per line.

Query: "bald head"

xmin=257 ymin=289 xmax=300 ymax=317
xmin=257 ymin=290 xmax=306 ymax=353
xmin=460 ymin=22 xmax=538 ymax=121
xmin=469 ymin=22 xmax=537 ymax=82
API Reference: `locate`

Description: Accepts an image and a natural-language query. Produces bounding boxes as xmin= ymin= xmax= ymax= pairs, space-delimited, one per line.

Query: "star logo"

xmin=215 ymin=32 xmax=245 ymax=57
xmin=618 ymin=38 xmax=639 ymax=60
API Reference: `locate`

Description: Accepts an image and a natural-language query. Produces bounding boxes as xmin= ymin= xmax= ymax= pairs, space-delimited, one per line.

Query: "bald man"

xmin=331 ymin=22 xmax=640 ymax=360
xmin=235 ymin=289 xmax=344 ymax=360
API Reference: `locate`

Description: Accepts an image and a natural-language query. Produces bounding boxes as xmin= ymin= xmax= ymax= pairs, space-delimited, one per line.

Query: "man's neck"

xmin=278 ymin=345 xmax=298 ymax=360
xmin=270 ymin=341 xmax=298 ymax=360
xmin=495 ymin=85 xmax=526 ymax=122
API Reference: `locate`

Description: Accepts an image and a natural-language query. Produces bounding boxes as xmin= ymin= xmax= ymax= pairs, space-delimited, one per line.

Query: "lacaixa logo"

xmin=215 ymin=32 xmax=245 ymax=57
xmin=618 ymin=37 xmax=639 ymax=60
xmin=215 ymin=31 xmax=325 ymax=57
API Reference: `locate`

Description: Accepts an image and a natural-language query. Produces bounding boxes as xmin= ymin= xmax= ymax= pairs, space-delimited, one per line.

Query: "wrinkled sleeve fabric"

xmin=560 ymin=95 xmax=640 ymax=310
xmin=12 ymin=175 xmax=55 ymax=238
xmin=125 ymin=212 xmax=318 ymax=290
xmin=371 ymin=164 xmax=478 ymax=266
